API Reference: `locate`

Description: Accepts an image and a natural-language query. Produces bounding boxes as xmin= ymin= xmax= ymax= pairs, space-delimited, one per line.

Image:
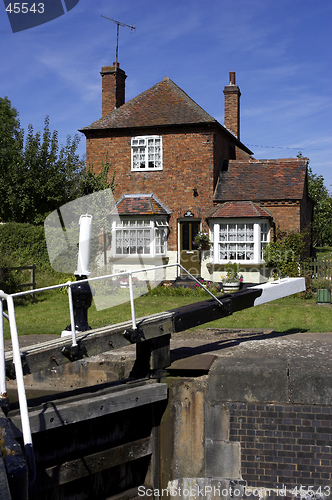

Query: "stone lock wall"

xmin=160 ymin=340 xmax=332 ymax=499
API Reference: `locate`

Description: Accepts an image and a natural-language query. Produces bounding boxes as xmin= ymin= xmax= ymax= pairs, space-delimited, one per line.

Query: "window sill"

xmin=131 ymin=168 xmax=163 ymax=172
xmin=207 ymin=261 xmax=265 ymax=269
xmin=110 ymin=255 xmax=168 ymax=261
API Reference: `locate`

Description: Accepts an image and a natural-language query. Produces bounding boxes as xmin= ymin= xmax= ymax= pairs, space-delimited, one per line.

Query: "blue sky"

xmin=1 ymin=0 xmax=331 ymax=188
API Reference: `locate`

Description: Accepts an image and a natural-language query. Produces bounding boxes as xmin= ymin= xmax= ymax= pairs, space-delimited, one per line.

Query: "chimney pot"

xmin=229 ymin=72 xmax=236 ymax=85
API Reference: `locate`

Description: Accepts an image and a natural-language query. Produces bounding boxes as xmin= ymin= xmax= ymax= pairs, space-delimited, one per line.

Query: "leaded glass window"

xmin=113 ymin=217 xmax=168 ymax=256
xmin=219 ymin=223 xmax=254 ymax=260
xmin=214 ymin=220 xmax=270 ymax=263
xmin=131 ymin=136 xmax=162 ymax=170
xmin=260 ymin=222 xmax=269 ymax=260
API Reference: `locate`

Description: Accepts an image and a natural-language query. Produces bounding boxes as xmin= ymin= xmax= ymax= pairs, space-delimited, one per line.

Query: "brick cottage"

xmin=80 ymin=64 xmax=313 ymax=283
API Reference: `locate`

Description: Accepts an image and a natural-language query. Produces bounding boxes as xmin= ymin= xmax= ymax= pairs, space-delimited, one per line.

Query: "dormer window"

xmin=131 ymin=136 xmax=163 ymax=171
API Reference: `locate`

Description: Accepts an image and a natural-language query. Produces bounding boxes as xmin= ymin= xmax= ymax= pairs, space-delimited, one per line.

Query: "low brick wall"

xmin=230 ymin=402 xmax=332 ymax=489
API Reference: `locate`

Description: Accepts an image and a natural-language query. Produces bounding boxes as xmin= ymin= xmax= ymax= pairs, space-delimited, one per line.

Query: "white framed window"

xmin=212 ymin=219 xmax=270 ymax=263
xmin=260 ymin=222 xmax=269 ymax=260
xmin=112 ymin=217 xmax=168 ymax=256
xmin=131 ymin=136 xmax=163 ymax=171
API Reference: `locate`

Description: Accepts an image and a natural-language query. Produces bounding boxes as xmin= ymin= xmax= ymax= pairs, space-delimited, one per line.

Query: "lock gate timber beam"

xmin=5 ymin=279 xmax=305 ymax=379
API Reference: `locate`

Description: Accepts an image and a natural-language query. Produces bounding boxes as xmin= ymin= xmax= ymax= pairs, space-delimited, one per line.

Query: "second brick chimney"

xmin=223 ymin=71 xmax=241 ymax=140
xmin=100 ymin=63 xmax=127 ymax=116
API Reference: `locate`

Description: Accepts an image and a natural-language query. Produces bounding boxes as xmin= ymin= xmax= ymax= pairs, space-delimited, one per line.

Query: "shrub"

xmin=311 ymin=278 xmax=332 ymax=291
xmin=0 ymin=223 xmax=50 ymax=270
xmin=146 ymin=281 xmax=220 ymax=297
xmin=263 ymin=229 xmax=306 ymax=277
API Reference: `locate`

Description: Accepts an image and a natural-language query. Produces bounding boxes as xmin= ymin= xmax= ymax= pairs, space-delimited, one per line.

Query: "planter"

xmin=200 ymin=244 xmax=210 ymax=251
xmin=222 ymin=282 xmax=240 ymax=292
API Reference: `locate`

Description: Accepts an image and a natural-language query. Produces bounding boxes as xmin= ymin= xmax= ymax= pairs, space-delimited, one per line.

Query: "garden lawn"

xmin=315 ymin=246 xmax=332 ymax=259
xmin=2 ymin=291 xmax=205 ymax=340
xmin=197 ymin=296 xmax=332 ymax=333
xmin=2 ymin=292 xmax=332 ymax=340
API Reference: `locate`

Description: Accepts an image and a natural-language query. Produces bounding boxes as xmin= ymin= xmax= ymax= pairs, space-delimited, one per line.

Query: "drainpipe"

xmin=271 ymin=221 xmax=277 ymax=242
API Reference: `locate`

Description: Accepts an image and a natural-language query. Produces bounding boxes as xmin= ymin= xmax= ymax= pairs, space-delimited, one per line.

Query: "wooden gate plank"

xmin=10 ymin=381 xmax=168 ymax=435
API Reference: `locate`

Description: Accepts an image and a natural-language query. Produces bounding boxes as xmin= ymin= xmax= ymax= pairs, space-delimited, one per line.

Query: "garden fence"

xmin=0 ymin=265 xmax=36 ymax=291
xmin=301 ymin=258 xmax=332 ymax=280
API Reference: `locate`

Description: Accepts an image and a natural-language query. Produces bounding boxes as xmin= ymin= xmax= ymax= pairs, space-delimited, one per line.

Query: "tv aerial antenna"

xmin=101 ymin=15 xmax=135 ymax=66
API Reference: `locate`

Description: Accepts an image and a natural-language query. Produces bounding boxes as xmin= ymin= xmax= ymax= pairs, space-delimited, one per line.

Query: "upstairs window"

xmin=131 ymin=136 xmax=162 ymax=171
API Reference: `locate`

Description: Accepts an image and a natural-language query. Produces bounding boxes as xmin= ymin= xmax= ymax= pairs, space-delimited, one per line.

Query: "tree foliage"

xmin=78 ymin=157 xmax=117 ymax=197
xmin=0 ymin=97 xmax=116 ymax=225
xmin=307 ymin=166 xmax=332 ymax=246
xmin=0 ymin=97 xmax=24 ymax=220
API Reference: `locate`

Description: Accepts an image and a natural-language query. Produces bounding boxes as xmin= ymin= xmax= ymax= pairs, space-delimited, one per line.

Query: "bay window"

xmin=112 ymin=217 xmax=168 ymax=257
xmin=212 ymin=219 xmax=270 ymax=263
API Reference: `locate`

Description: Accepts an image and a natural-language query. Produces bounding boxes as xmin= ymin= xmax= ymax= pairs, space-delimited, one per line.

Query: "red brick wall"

xmin=262 ymin=202 xmax=302 ymax=233
xmin=86 ymin=126 xmax=227 ymax=250
xmin=100 ymin=65 xmax=126 ymax=116
xmin=223 ymin=84 xmax=241 ymax=140
xmin=213 ymin=132 xmax=236 ymax=189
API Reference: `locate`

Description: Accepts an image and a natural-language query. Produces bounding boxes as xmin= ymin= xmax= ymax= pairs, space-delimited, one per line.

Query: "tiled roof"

xmin=82 ymin=77 xmax=217 ymax=130
xmin=110 ymin=194 xmax=171 ymax=216
xmin=208 ymin=201 xmax=272 ymax=219
xmin=214 ymin=158 xmax=308 ymax=201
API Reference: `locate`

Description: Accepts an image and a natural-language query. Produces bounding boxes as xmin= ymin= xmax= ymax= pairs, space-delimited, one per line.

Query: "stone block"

xmin=289 ymin=357 xmax=332 ymax=405
xmin=205 ymin=440 xmax=241 ymax=479
xmin=205 ymin=403 xmax=230 ymax=441
xmin=208 ymin=357 xmax=288 ymax=403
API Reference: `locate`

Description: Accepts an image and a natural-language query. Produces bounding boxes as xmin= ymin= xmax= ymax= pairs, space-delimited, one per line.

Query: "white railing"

xmin=0 ymin=262 xmax=223 ymax=483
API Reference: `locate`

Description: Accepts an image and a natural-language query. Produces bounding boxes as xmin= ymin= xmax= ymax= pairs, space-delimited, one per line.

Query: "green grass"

xmin=3 ymin=289 xmax=332 ymax=340
xmin=315 ymin=246 xmax=332 ymax=259
xmin=2 ymin=290 xmax=205 ymax=340
xmin=195 ymin=295 xmax=332 ymax=333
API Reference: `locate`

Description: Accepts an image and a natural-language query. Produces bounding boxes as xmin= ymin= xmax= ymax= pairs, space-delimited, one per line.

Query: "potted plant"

xmin=221 ymin=263 xmax=243 ymax=291
xmin=193 ymin=231 xmax=213 ymax=250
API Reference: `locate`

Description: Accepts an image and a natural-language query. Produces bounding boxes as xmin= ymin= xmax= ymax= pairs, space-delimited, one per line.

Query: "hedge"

xmin=0 ymin=223 xmax=51 ymax=270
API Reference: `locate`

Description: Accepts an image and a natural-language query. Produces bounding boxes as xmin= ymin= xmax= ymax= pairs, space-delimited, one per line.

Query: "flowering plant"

xmin=193 ymin=231 xmax=213 ymax=248
xmin=221 ymin=263 xmax=243 ymax=283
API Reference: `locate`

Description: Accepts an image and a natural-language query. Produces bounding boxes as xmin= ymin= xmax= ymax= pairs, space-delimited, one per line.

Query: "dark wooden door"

xmin=179 ymin=221 xmax=200 ymax=276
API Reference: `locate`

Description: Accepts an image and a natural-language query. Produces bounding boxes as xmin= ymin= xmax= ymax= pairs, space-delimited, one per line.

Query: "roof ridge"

xmin=207 ymin=200 xmax=272 ymax=219
xmin=249 ymin=201 xmax=260 ymax=217
xmin=81 ymin=76 xmax=217 ymax=131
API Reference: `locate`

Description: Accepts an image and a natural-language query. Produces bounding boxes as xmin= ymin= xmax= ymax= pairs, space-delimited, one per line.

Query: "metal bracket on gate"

xmin=123 ymin=327 xmax=145 ymax=344
xmin=61 ymin=343 xmax=87 ymax=362
xmin=221 ymin=297 xmax=232 ymax=316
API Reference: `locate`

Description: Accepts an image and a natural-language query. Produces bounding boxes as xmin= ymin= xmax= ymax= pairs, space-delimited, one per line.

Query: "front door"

xmin=179 ymin=220 xmax=200 ymax=276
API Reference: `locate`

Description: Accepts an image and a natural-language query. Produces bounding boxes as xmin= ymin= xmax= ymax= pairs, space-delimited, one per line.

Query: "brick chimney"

xmin=100 ymin=63 xmax=127 ymax=116
xmin=223 ymin=71 xmax=241 ymax=140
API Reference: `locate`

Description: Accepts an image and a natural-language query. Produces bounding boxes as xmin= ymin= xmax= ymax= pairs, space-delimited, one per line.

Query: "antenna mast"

xmin=101 ymin=15 xmax=135 ymax=66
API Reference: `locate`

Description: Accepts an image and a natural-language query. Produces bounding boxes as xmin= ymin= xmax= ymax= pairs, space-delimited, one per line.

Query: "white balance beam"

xmin=252 ymin=277 xmax=306 ymax=306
